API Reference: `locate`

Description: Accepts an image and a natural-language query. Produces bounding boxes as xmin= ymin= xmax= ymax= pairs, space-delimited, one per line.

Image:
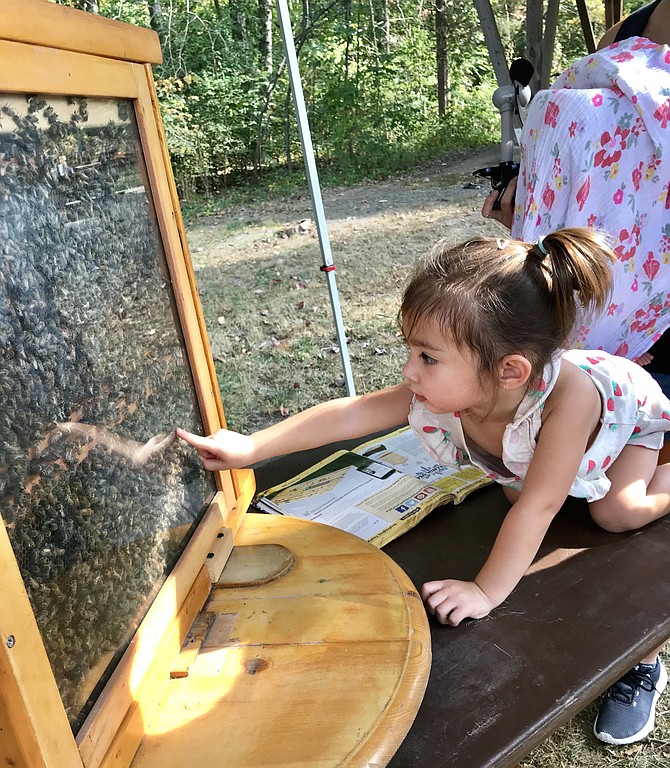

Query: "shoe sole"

xmin=594 ymin=662 xmax=668 ymax=745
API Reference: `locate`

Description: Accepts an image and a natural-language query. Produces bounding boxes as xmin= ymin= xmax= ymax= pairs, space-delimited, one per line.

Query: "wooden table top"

xmin=383 ymin=484 xmax=670 ymax=767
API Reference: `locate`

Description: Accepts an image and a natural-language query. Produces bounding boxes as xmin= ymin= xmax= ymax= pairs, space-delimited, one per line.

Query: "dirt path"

xmin=187 ymin=144 xmax=504 ymax=269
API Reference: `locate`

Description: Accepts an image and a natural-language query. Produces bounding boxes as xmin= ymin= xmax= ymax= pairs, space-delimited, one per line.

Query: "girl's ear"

xmin=499 ymin=354 xmax=533 ymax=389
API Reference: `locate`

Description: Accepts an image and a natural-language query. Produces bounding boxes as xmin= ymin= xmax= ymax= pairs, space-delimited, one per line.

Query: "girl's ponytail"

xmin=400 ymin=226 xmax=617 ymax=392
xmin=525 ymin=227 xmax=615 ymax=343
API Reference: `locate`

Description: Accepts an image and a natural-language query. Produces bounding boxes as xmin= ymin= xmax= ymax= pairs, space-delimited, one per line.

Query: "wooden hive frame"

xmin=0 ymin=4 xmax=430 ymax=768
xmin=0 ymin=2 xmax=255 ymax=766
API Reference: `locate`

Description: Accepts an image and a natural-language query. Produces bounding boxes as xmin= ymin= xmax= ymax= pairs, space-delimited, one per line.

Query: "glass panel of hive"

xmin=0 ymin=94 xmax=217 ymax=732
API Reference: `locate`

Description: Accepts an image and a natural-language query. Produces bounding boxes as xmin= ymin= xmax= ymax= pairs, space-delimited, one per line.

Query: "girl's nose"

xmin=402 ymin=357 xmax=417 ymax=383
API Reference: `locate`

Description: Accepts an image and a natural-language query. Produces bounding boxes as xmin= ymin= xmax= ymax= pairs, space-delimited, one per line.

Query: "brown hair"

xmin=400 ymin=227 xmax=615 ymax=387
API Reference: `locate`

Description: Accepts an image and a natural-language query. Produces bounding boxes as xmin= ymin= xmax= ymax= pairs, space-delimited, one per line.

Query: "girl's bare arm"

xmin=423 ymin=364 xmax=600 ymax=625
xmin=177 ymin=383 xmax=413 ymax=471
xmin=474 ymin=368 xmax=600 ymax=607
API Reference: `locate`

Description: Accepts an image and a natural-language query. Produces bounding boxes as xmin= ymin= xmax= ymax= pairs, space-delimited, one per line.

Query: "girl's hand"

xmin=421 ymin=579 xmax=495 ymax=626
xmin=176 ymin=428 xmax=256 ymax=471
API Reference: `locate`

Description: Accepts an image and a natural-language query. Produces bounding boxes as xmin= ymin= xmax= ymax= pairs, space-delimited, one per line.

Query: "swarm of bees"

xmin=0 ymin=95 xmax=216 ymax=730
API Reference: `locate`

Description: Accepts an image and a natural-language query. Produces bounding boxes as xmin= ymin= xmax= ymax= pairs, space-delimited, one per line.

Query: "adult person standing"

xmin=599 ymin=0 xmax=670 ymax=49
xmin=485 ymin=39 xmax=669 ymax=363
xmin=597 ymin=0 xmax=670 ymax=400
xmin=481 ymin=12 xmax=670 ymax=749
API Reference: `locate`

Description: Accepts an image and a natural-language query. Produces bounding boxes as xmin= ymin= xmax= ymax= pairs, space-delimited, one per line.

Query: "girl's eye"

xmin=420 ymin=352 xmax=437 ymax=365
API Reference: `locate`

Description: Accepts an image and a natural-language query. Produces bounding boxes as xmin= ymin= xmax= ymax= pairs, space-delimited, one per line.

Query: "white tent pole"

xmin=275 ymin=0 xmax=356 ymax=397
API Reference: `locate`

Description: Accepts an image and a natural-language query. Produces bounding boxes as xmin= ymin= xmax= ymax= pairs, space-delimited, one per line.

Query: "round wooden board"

xmin=132 ymin=513 xmax=431 ymax=768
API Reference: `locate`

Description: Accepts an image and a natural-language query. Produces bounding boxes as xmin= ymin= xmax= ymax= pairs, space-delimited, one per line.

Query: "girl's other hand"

xmin=421 ymin=578 xmax=495 ymax=626
xmin=176 ymin=427 xmax=256 ymax=471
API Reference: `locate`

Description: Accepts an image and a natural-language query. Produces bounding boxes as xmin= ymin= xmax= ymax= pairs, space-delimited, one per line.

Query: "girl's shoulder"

xmin=542 ymin=356 xmax=601 ymax=421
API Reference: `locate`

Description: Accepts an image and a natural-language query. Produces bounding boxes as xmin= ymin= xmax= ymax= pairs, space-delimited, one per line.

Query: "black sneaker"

xmin=594 ymin=657 xmax=668 ymax=745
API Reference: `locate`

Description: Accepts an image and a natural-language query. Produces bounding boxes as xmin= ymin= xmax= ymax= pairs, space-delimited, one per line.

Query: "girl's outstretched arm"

xmin=423 ymin=361 xmax=600 ymax=625
xmin=177 ymin=383 xmax=413 ymax=471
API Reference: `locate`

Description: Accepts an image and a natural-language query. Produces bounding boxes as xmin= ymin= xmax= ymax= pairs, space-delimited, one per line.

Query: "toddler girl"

xmin=178 ymin=227 xmax=670 ymax=627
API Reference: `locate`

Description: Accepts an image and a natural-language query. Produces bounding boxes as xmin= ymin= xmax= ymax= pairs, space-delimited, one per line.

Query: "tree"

xmin=259 ymin=0 xmax=273 ymax=74
xmin=435 ymin=0 xmax=450 ymax=116
xmin=63 ymin=0 xmax=505 ymax=191
xmin=147 ymin=0 xmax=163 ymax=43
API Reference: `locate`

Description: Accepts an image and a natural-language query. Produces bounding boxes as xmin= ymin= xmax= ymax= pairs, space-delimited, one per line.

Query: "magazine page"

xmin=353 ymin=426 xmax=490 ymax=500
xmin=255 ymin=450 xmax=447 ymax=545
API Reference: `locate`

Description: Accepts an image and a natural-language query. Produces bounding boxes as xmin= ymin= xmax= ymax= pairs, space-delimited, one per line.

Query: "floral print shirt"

xmin=512 ymin=37 xmax=670 ymax=360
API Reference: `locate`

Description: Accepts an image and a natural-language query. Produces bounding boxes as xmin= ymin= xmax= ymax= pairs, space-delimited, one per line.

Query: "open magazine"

xmin=253 ymin=427 xmax=491 ymax=548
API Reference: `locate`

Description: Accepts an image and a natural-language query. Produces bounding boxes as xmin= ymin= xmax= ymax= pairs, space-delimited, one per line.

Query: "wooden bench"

xmin=254 ymin=437 xmax=670 ymax=768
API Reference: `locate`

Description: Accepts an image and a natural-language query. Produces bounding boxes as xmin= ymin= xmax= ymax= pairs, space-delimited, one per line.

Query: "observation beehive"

xmin=0 ymin=4 xmax=429 ymax=767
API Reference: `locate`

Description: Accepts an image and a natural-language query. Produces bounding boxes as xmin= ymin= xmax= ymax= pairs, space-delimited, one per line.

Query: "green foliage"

xmin=156 ymin=70 xmax=262 ymax=194
xmin=98 ymin=0 xmax=149 ymax=27
xmin=59 ymin=0 xmax=604 ymax=195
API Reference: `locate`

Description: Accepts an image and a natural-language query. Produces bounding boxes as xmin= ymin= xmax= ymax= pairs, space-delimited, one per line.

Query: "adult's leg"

xmin=594 ymin=650 xmax=668 ymax=744
xmin=590 ymin=444 xmax=670 ymax=743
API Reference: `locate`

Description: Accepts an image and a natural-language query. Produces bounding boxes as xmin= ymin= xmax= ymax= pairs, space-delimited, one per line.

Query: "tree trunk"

xmin=78 ymin=0 xmax=99 ymax=12
xmin=257 ymin=0 xmax=273 ymax=176
xmin=435 ymin=0 xmax=449 ymax=117
xmin=383 ymin=0 xmax=391 ymax=55
xmin=230 ymin=5 xmax=248 ymax=44
xmin=147 ymin=0 xmax=163 ymax=41
xmin=259 ymin=0 xmax=273 ymax=76
xmin=254 ymin=0 xmax=339 ymax=174
xmin=368 ymin=0 xmax=380 ymax=53
xmin=344 ymin=0 xmax=352 ymax=79
xmin=540 ymin=0 xmax=559 ymax=88
xmin=284 ymin=87 xmax=293 ymax=173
